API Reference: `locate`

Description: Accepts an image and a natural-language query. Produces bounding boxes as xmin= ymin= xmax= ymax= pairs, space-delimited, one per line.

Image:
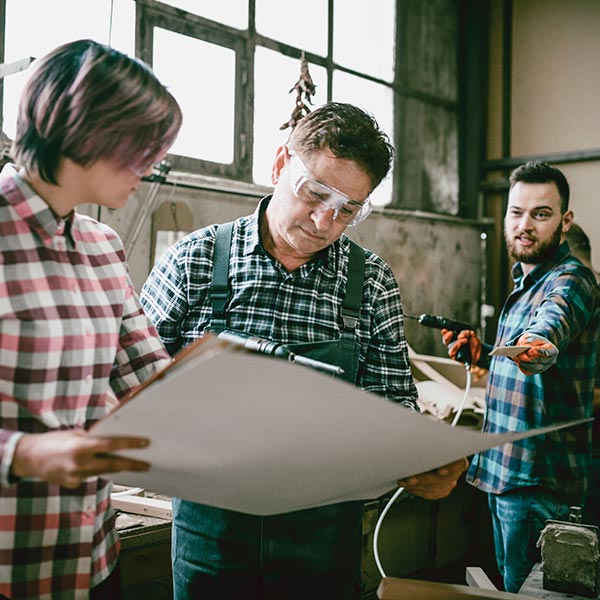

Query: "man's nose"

xmin=311 ymin=205 xmax=337 ymax=229
xmin=517 ymin=213 xmax=534 ymax=230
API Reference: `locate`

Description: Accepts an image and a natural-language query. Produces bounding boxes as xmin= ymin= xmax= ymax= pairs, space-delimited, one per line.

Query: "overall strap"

xmin=341 ymin=240 xmax=365 ymax=332
xmin=336 ymin=239 xmax=365 ymax=384
xmin=209 ymin=226 xmax=366 ymax=337
xmin=209 ymin=221 xmax=234 ymax=332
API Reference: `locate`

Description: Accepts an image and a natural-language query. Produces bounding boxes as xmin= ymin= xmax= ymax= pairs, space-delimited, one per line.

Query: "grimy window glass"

xmin=152 ymin=28 xmax=236 ymax=165
xmin=255 ymin=0 xmax=328 ymax=57
xmin=2 ymin=0 xmax=134 ymax=141
xmin=333 ymin=0 xmax=395 ymax=82
xmin=162 ymin=0 xmax=248 ymax=29
xmin=333 ymin=71 xmax=394 ymax=207
xmin=0 ymin=0 xmax=463 ymax=216
xmin=253 ymin=47 xmax=327 ymax=187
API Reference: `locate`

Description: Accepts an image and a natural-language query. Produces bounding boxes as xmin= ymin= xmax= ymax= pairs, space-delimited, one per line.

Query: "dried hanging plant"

xmin=280 ymin=51 xmax=317 ymax=131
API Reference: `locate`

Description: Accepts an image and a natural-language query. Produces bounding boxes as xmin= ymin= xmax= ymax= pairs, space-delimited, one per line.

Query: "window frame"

xmin=136 ymin=1 xmax=253 ymax=180
xmin=0 ymin=0 xmax=481 ymax=218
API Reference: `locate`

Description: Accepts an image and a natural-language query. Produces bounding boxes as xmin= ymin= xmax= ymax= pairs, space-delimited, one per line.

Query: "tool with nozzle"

xmin=217 ymin=330 xmax=345 ymax=376
xmin=405 ymin=312 xmax=475 ymax=365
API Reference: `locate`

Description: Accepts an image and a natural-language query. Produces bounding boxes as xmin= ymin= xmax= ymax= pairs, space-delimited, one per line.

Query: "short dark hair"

xmin=287 ymin=102 xmax=394 ymax=191
xmin=509 ymin=160 xmax=570 ymax=212
xmin=12 ymin=39 xmax=182 ymax=184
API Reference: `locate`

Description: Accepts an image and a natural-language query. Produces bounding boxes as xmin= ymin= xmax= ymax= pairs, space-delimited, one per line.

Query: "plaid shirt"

xmin=0 ymin=165 xmax=170 ymax=598
xmin=467 ymin=242 xmax=599 ymax=503
xmin=140 ymin=197 xmax=418 ymax=407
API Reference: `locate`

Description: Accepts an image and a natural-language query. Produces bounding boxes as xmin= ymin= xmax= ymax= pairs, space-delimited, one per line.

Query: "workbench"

xmin=519 ymin=564 xmax=599 ymax=599
xmin=116 ymin=512 xmax=173 ymax=600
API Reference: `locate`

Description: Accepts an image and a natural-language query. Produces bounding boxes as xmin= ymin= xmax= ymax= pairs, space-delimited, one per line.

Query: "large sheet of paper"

xmin=93 ymin=339 xmax=588 ymax=516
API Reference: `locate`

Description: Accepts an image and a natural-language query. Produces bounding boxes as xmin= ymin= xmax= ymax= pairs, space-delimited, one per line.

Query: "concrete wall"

xmin=511 ymin=0 xmax=600 ymax=269
xmin=87 ymin=179 xmax=486 ymax=358
xmin=487 ymin=0 xmax=600 ymax=270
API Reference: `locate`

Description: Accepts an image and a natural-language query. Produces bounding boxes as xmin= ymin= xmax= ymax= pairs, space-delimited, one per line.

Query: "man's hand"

xmin=511 ymin=333 xmax=558 ymax=375
xmin=397 ymin=457 xmax=469 ymax=500
xmin=12 ymin=430 xmax=151 ymax=489
xmin=441 ymin=329 xmax=482 ymax=365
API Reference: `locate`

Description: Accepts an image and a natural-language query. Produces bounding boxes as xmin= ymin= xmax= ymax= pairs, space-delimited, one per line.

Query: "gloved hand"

xmin=511 ymin=333 xmax=558 ymax=375
xmin=441 ymin=328 xmax=482 ymax=365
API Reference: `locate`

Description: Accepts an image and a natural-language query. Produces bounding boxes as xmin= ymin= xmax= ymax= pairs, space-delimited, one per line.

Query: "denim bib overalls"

xmin=171 ymin=222 xmax=366 ymax=599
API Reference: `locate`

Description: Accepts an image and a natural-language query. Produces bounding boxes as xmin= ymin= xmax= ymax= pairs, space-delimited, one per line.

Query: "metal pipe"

xmin=124 ymin=161 xmax=170 ymax=256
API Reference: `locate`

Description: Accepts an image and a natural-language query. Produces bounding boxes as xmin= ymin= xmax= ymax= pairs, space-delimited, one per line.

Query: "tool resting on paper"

xmin=217 ymin=330 xmax=344 ymax=376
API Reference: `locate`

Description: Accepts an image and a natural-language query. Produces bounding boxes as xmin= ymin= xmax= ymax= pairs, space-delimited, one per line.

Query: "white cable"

xmin=111 ymin=486 xmax=145 ymax=498
xmin=373 ymin=364 xmax=473 ymax=578
xmin=373 ymin=485 xmax=405 ymax=578
xmin=451 ymin=363 xmax=472 ymax=428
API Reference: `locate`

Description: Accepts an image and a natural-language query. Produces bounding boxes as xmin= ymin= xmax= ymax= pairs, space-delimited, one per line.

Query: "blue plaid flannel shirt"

xmin=467 ymin=242 xmax=599 ymax=503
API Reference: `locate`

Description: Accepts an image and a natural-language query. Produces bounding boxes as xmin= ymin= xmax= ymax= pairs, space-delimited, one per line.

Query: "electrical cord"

xmin=373 ymin=362 xmax=472 ymax=578
xmin=110 ymin=486 xmax=145 ymax=498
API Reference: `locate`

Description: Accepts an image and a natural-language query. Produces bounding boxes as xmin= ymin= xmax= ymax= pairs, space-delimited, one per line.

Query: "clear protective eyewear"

xmin=287 ymin=151 xmax=372 ymax=226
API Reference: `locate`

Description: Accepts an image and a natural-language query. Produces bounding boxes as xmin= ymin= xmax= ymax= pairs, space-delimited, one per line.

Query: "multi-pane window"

xmin=2 ymin=0 xmax=134 ymax=142
xmin=0 ymin=0 xmax=461 ymax=214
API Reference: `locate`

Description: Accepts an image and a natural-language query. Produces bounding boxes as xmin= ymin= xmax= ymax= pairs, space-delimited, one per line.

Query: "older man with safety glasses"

xmin=141 ymin=101 xmax=467 ymax=600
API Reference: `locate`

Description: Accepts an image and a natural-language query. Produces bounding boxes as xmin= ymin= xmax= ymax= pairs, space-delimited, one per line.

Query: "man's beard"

xmin=505 ymin=222 xmax=563 ymax=264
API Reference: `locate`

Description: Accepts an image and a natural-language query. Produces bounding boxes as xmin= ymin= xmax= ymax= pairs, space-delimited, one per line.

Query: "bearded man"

xmin=442 ymin=161 xmax=599 ymax=593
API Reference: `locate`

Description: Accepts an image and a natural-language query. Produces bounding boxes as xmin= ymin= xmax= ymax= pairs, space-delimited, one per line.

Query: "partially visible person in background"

xmin=0 ymin=39 xmax=182 ymax=599
xmin=565 ymin=222 xmax=600 ymax=282
xmin=565 ymin=222 xmax=600 ymax=527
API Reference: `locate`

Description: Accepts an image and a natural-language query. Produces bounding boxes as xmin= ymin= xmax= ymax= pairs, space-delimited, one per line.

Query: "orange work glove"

xmin=511 ymin=333 xmax=558 ymax=375
xmin=440 ymin=328 xmax=482 ymax=366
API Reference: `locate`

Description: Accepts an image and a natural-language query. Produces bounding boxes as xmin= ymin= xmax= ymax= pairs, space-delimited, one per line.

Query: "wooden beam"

xmin=112 ymin=495 xmax=172 ymax=521
xmin=466 ymin=567 xmax=498 ymax=590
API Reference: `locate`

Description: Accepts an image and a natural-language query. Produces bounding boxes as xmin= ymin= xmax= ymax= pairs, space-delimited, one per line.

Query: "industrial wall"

xmin=83 ymin=0 xmax=600 ymax=363
xmin=88 ymin=180 xmax=487 ymax=358
xmin=484 ymin=0 xmax=600 ymax=294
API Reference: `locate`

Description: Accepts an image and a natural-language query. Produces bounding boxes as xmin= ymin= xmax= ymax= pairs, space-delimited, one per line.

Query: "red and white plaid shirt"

xmin=0 ymin=164 xmax=171 ymax=598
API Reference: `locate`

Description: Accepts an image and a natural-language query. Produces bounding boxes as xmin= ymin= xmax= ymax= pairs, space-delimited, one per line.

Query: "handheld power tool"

xmin=217 ymin=330 xmax=345 ymax=376
xmin=405 ymin=312 xmax=474 ymax=366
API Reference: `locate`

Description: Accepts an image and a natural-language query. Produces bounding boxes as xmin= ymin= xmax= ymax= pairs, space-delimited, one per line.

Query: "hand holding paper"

xmin=397 ymin=457 xmax=469 ymax=500
xmin=511 ymin=333 xmax=558 ymax=374
xmin=92 ymin=338 xmax=588 ymax=515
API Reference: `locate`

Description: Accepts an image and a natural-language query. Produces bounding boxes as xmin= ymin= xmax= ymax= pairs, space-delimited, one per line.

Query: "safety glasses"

xmin=287 ymin=151 xmax=372 ymax=226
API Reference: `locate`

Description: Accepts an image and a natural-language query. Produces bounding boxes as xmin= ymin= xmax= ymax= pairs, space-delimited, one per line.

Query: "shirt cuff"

xmin=0 ymin=431 xmax=25 ymax=487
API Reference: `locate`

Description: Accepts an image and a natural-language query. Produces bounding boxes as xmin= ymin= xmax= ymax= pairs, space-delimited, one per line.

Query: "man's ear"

xmin=562 ymin=209 xmax=574 ymax=233
xmin=271 ymin=145 xmax=288 ymax=185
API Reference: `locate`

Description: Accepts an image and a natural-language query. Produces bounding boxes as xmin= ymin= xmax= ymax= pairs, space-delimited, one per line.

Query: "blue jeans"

xmin=171 ymin=498 xmax=363 ymax=599
xmin=488 ymin=488 xmax=570 ymax=593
